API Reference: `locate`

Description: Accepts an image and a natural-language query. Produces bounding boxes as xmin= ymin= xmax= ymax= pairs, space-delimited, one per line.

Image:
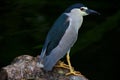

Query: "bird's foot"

xmin=55 ymin=61 xmax=70 ymax=69
xmin=66 ymin=68 xmax=81 ymax=76
xmin=56 ymin=61 xmax=82 ymax=76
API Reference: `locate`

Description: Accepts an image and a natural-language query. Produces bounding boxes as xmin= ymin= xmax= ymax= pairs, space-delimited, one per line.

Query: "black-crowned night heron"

xmin=39 ymin=3 xmax=99 ymax=75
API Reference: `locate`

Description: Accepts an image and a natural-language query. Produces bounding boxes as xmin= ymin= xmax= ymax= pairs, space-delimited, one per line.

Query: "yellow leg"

xmin=66 ymin=52 xmax=81 ymax=76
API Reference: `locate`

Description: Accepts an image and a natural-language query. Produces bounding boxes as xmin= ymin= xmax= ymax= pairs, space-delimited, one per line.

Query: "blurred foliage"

xmin=0 ymin=0 xmax=119 ymax=80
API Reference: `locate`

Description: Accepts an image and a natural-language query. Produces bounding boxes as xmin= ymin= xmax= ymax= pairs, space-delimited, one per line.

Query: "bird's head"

xmin=65 ymin=3 xmax=100 ymax=16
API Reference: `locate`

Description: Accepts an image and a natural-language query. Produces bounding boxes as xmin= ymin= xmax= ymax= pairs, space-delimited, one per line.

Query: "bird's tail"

xmin=37 ymin=48 xmax=47 ymax=68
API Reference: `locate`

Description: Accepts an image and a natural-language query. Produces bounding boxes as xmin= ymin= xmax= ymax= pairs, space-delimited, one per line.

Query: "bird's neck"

xmin=65 ymin=12 xmax=83 ymax=32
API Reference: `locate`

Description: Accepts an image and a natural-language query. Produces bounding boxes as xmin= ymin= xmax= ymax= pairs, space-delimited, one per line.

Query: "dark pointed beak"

xmin=86 ymin=9 xmax=100 ymax=15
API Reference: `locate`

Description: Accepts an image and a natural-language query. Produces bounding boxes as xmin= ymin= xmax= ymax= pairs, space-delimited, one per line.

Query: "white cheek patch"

xmin=80 ymin=7 xmax=88 ymax=16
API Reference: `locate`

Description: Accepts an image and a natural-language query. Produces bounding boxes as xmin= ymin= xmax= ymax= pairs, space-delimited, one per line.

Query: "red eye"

xmin=80 ymin=8 xmax=85 ymax=11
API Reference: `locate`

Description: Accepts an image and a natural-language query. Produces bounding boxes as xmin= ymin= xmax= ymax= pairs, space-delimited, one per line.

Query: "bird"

xmin=39 ymin=3 xmax=99 ymax=75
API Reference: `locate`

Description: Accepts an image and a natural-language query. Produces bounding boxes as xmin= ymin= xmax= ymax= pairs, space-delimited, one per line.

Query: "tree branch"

xmin=0 ymin=55 xmax=88 ymax=80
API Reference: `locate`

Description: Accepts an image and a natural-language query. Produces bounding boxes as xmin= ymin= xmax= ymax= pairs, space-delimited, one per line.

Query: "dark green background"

xmin=0 ymin=0 xmax=119 ymax=80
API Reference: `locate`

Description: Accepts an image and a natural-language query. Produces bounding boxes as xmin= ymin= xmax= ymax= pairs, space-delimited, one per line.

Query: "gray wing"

xmin=40 ymin=13 xmax=70 ymax=60
xmin=40 ymin=13 xmax=78 ymax=71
